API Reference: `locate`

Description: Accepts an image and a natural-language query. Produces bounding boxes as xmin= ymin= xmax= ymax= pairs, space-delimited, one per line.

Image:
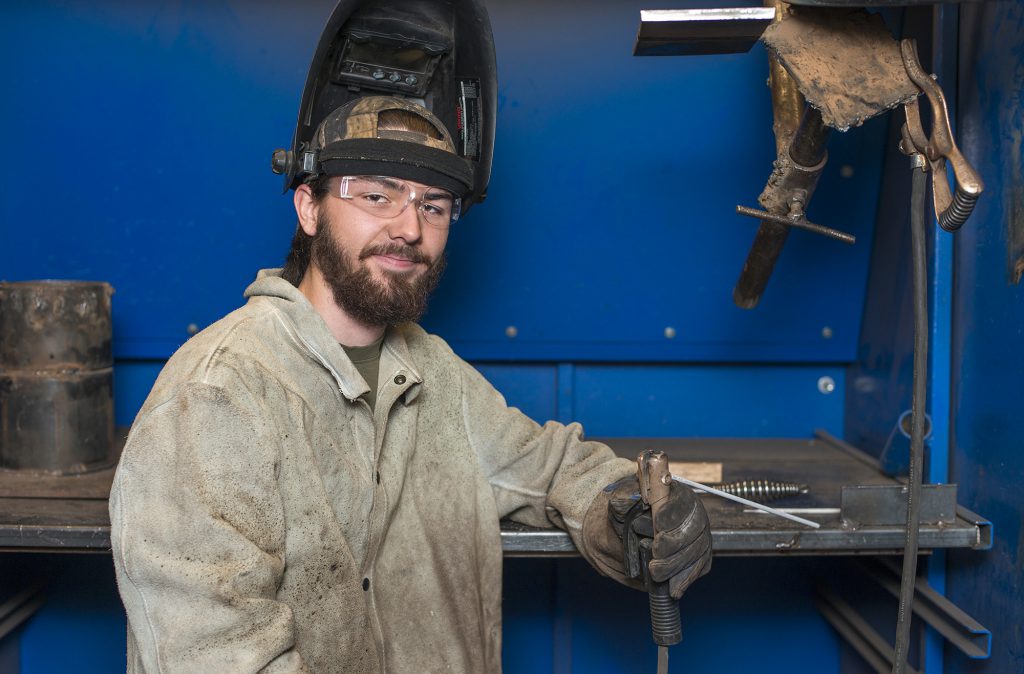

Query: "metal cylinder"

xmin=0 ymin=281 xmax=115 ymax=474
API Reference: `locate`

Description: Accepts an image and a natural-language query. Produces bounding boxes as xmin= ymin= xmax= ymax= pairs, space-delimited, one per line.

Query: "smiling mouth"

xmin=361 ymin=244 xmax=429 ymax=267
xmin=371 ymin=254 xmax=423 ymax=273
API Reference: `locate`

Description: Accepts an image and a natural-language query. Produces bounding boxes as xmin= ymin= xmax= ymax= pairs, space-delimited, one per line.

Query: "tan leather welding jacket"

xmin=109 ymin=269 xmax=633 ymax=673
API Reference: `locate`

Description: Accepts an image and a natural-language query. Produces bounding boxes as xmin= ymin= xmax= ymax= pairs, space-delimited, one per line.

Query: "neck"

xmin=298 ymin=265 xmax=385 ymax=347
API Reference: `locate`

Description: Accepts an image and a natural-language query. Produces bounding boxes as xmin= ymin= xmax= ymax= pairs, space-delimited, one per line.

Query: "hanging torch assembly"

xmin=632 ymin=6 xmax=985 ymax=673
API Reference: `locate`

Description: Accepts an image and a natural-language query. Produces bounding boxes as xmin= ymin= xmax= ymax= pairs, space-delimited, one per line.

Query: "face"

xmin=300 ymin=177 xmax=451 ymax=327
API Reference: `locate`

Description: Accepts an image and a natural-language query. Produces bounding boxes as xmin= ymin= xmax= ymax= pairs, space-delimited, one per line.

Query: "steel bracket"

xmin=841 ymin=484 xmax=957 ymax=526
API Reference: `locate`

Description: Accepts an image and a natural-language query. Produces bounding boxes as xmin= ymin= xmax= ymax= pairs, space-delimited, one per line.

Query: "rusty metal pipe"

xmin=0 ymin=281 xmax=115 ymax=474
xmin=766 ymin=0 xmax=804 ymax=155
xmin=733 ymin=105 xmax=831 ymax=309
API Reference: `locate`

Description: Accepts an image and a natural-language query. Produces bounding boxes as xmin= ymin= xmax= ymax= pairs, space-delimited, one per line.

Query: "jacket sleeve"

xmin=109 ymin=380 xmax=310 ymax=674
xmin=457 ymin=359 xmax=635 ymax=575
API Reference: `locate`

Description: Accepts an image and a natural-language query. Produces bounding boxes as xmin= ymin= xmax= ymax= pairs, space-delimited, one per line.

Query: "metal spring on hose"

xmin=938 ymin=187 xmax=978 ymax=232
xmin=709 ymin=480 xmax=808 ymax=502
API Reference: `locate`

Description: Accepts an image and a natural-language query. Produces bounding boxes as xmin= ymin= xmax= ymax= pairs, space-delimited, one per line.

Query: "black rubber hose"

xmin=892 ymin=164 xmax=929 ymax=674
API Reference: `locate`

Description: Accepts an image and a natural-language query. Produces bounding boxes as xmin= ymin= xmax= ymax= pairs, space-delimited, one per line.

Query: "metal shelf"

xmin=502 ymin=434 xmax=991 ymax=557
xmin=0 ymin=433 xmax=991 ymax=556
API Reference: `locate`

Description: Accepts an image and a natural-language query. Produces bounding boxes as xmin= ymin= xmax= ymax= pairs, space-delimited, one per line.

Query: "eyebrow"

xmin=371 ymin=177 xmax=404 ymax=190
xmin=422 ymin=189 xmax=454 ymax=202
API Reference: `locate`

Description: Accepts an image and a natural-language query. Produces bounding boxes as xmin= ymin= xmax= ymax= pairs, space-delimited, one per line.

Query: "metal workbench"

xmin=0 ymin=432 xmax=990 ymax=555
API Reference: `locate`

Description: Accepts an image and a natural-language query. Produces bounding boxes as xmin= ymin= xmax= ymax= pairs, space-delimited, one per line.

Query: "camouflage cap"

xmin=310 ymin=96 xmax=473 ymax=196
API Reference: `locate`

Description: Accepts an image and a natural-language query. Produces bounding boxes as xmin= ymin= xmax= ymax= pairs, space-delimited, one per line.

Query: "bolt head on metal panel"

xmin=634 ymin=8 xmax=776 ymax=57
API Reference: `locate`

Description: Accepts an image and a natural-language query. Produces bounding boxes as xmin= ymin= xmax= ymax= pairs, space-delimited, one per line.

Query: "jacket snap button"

xmin=394 ymin=374 xmax=406 ymax=385
xmin=362 ymin=578 xmax=370 ymax=591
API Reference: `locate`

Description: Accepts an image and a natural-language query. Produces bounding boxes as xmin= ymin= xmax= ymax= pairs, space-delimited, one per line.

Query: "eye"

xmin=359 ymin=191 xmax=392 ymax=207
xmin=420 ymin=201 xmax=451 ymax=218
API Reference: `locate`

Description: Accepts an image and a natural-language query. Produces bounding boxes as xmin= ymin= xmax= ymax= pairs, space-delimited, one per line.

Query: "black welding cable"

xmin=892 ymin=163 xmax=929 ymax=674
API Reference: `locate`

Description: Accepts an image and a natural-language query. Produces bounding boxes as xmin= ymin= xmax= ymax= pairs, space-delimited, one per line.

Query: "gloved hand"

xmin=606 ymin=476 xmax=712 ymax=600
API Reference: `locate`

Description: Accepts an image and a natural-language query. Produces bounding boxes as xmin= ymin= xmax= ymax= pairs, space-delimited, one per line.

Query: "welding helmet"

xmin=271 ymin=0 xmax=496 ymax=213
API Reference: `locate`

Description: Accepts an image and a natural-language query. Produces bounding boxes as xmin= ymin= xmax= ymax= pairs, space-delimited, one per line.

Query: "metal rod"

xmin=736 ymin=205 xmax=856 ymax=244
xmin=674 ymin=476 xmax=820 ymax=528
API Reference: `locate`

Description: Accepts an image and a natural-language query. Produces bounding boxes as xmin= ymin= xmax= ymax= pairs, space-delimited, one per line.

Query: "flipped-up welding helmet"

xmin=272 ymin=0 xmax=496 ymax=213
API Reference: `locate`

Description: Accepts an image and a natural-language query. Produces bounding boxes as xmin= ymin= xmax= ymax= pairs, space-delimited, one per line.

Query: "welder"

xmin=108 ymin=2 xmax=711 ymax=671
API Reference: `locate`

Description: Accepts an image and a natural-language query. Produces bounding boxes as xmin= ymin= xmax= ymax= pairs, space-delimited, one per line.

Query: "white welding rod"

xmin=674 ymin=476 xmax=821 ymax=529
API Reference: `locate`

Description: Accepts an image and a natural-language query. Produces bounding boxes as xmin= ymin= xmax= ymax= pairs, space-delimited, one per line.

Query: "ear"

xmin=294 ymin=183 xmax=320 ymax=236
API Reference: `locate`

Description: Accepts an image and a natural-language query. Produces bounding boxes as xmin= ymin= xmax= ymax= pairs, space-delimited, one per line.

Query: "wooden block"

xmin=669 ymin=461 xmax=722 ymax=483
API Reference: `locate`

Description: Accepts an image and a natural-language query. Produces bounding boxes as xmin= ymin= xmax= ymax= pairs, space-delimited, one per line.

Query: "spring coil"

xmin=709 ymin=480 xmax=807 ymax=502
xmin=938 ymin=186 xmax=978 ymax=232
xmin=648 ymin=590 xmax=682 ymax=646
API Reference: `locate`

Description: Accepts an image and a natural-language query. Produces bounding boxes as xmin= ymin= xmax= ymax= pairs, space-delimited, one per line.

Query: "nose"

xmin=384 ymin=201 xmax=424 ymax=244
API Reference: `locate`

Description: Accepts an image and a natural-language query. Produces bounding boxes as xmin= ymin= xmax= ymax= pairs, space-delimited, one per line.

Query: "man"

xmin=109 ymin=96 xmax=711 ymax=673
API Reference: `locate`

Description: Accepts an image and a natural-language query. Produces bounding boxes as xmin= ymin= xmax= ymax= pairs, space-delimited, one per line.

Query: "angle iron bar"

xmin=862 ymin=558 xmax=991 ymax=658
xmin=815 ymin=584 xmax=920 ymax=674
xmin=954 ymin=505 xmax=993 ymax=549
xmin=814 ymin=429 xmax=886 ymax=472
xmin=0 ymin=586 xmax=45 ymax=641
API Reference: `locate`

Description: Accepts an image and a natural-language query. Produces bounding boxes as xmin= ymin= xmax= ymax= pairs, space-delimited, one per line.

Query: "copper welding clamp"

xmin=898 ymin=39 xmax=984 ymax=232
xmin=621 ymin=450 xmax=681 ymax=674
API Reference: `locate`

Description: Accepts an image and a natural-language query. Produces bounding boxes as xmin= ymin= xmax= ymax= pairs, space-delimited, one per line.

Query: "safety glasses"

xmin=330 ymin=175 xmax=461 ymax=227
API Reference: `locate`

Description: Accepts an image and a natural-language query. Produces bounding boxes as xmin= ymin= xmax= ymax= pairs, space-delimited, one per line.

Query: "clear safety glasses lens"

xmin=335 ymin=176 xmax=461 ymax=227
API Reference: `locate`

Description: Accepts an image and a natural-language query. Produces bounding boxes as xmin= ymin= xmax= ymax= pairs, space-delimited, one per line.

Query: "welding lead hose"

xmin=892 ymin=161 xmax=929 ymax=674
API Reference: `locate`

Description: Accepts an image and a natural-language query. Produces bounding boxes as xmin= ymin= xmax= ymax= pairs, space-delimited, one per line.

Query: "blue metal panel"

xmin=425 ymin=0 xmax=886 ymax=362
xmin=1 ymin=0 xmax=885 ymax=364
xmin=554 ymin=557 xmax=841 ymax=674
xmin=573 ymin=365 xmax=844 ymax=438
xmin=842 ymin=104 xmax=919 ymax=461
xmin=0 ymin=1 xmax=317 ymax=358
xmin=113 ymin=362 xmax=165 ymax=426
xmin=946 ymin=3 xmax=1024 ymax=674
xmin=473 ymin=363 xmax=558 ymax=424
xmin=16 ymin=556 xmax=126 ymax=674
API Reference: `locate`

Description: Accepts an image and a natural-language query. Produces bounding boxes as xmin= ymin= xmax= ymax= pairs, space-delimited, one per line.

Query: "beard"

xmin=310 ymin=210 xmax=447 ymax=327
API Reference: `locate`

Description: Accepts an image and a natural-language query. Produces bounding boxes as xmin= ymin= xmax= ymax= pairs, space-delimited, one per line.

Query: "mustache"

xmin=359 ymin=242 xmax=433 ymax=266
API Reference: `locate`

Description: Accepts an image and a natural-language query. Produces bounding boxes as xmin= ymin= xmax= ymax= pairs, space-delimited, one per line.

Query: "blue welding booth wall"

xmin=2 ymin=0 xmax=1018 ymax=673
xmin=0 ymin=1 xmax=874 ymax=672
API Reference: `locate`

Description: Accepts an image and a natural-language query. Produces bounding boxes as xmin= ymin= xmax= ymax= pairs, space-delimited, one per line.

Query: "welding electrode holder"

xmin=898 ymin=39 xmax=983 ymax=232
xmin=631 ymin=450 xmax=683 ymax=648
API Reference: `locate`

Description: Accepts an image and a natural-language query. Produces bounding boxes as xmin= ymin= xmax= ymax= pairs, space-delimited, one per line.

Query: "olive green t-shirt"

xmin=341 ymin=334 xmax=385 ymax=411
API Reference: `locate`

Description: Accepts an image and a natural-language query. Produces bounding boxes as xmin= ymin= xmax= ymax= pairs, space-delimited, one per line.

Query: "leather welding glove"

xmin=592 ymin=476 xmax=712 ymax=600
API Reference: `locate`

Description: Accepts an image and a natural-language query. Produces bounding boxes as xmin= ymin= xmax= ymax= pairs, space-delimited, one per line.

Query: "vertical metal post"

xmin=924 ymin=5 xmax=960 ymax=673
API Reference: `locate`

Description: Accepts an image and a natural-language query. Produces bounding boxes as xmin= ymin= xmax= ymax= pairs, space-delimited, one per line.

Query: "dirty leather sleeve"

xmin=109 ymin=381 xmax=310 ymax=674
xmin=457 ymin=360 xmax=635 ymax=573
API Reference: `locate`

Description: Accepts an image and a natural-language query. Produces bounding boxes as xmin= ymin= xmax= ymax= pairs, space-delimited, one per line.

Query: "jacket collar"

xmin=245 ymin=269 xmax=423 ymax=405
